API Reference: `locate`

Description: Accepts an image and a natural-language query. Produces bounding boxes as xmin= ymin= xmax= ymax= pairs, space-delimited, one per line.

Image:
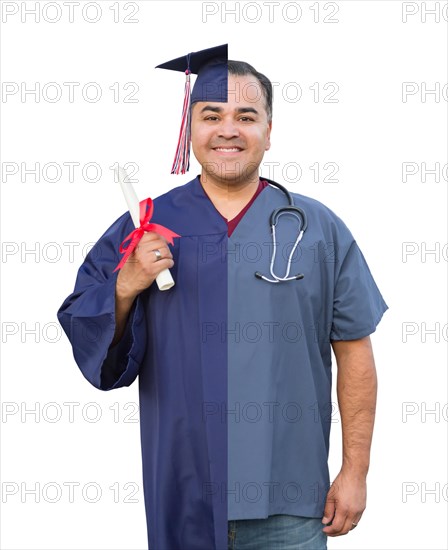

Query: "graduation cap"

xmin=156 ymin=44 xmax=228 ymax=175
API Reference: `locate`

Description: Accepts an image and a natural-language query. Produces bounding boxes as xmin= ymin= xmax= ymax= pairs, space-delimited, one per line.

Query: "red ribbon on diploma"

xmin=114 ymin=198 xmax=181 ymax=272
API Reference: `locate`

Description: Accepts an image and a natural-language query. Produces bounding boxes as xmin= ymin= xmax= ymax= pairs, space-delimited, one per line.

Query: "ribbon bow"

xmin=114 ymin=197 xmax=181 ymax=272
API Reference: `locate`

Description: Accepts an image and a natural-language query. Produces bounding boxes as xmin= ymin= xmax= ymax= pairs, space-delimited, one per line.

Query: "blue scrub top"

xmin=57 ymin=176 xmax=388 ymax=549
xmin=227 ymin=181 xmax=388 ymax=520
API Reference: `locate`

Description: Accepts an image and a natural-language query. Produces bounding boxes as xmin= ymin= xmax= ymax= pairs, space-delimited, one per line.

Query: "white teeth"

xmin=215 ymin=148 xmax=241 ymax=152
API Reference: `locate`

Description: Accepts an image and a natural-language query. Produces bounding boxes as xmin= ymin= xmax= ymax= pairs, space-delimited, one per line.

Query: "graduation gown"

xmin=58 ymin=176 xmax=228 ymax=549
xmin=58 ymin=175 xmax=388 ymax=549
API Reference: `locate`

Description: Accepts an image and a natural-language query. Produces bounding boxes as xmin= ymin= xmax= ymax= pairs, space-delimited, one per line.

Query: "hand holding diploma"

xmin=114 ymin=166 xmax=180 ymax=292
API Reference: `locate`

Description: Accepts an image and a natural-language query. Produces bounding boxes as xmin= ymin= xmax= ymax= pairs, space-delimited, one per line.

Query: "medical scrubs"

xmin=57 ymin=176 xmax=388 ymax=549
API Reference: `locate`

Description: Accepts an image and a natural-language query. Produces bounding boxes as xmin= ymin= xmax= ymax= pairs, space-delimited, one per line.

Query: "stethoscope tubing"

xmin=254 ymin=180 xmax=307 ymax=284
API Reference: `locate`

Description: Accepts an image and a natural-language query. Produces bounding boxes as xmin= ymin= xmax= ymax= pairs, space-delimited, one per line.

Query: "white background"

xmin=1 ymin=1 xmax=447 ymax=549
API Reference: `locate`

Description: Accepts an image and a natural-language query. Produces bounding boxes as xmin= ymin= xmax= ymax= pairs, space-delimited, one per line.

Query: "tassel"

xmin=171 ymin=69 xmax=192 ymax=175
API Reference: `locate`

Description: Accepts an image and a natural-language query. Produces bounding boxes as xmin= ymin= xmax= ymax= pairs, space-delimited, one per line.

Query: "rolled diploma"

xmin=116 ymin=166 xmax=175 ymax=291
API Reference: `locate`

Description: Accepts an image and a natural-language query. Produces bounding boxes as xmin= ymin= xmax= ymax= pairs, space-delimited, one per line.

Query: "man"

xmin=58 ymin=44 xmax=388 ymax=550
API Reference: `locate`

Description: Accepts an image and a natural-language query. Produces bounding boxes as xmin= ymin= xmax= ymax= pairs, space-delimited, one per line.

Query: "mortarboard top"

xmin=156 ymin=44 xmax=228 ymax=104
xmin=155 ymin=44 xmax=228 ymax=174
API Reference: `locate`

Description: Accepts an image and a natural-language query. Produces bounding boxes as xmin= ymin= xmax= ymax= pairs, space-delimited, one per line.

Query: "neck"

xmin=198 ymin=173 xmax=261 ymax=221
xmin=199 ymin=173 xmax=260 ymax=203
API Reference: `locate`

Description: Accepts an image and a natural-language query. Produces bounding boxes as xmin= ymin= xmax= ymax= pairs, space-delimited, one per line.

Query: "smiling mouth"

xmin=213 ymin=147 xmax=243 ymax=152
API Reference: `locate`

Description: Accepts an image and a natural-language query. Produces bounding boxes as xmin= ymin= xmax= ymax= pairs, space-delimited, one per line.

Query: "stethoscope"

xmin=254 ymin=180 xmax=307 ymax=284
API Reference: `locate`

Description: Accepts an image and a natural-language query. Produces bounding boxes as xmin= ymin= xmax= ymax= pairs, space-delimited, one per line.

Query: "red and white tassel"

xmin=171 ymin=69 xmax=191 ymax=175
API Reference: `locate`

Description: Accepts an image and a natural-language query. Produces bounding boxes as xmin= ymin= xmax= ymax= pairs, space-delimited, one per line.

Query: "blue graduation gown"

xmin=58 ymin=176 xmax=229 ymax=550
xmin=58 ymin=175 xmax=388 ymax=548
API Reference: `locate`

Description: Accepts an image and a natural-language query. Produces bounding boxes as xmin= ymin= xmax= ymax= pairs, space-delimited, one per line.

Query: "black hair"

xmin=227 ymin=60 xmax=273 ymax=122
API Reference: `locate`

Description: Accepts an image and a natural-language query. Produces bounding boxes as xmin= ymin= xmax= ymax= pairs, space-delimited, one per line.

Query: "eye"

xmin=204 ymin=115 xmax=219 ymax=121
xmin=239 ymin=116 xmax=255 ymax=122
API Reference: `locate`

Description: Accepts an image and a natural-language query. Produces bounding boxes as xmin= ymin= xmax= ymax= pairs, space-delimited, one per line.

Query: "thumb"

xmin=322 ymin=492 xmax=336 ymax=525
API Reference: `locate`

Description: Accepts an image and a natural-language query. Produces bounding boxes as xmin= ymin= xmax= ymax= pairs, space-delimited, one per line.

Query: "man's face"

xmin=190 ymin=74 xmax=272 ymax=188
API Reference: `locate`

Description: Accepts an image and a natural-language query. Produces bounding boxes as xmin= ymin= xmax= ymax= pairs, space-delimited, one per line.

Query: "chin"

xmin=214 ymin=158 xmax=259 ymax=174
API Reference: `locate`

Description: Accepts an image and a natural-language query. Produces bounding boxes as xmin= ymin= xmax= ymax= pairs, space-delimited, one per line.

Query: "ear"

xmin=265 ymin=120 xmax=272 ymax=151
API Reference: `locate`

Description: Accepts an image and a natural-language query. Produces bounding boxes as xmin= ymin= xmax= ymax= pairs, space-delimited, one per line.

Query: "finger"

xmin=139 ymin=232 xmax=170 ymax=246
xmin=154 ymin=257 xmax=175 ymax=271
xmin=137 ymin=243 xmax=173 ymax=260
xmin=138 ymin=237 xmax=171 ymax=251
xmin=328 ymin=511 xmax=361 ymax=537
xmin=340 ymin=515 xmax=356 ymax=536
xmin=128 ymin=247 xmax=173 ymax=271
xmin=349 ymin=513 xmax=362 ymax=531
xmin=322 ymin=508 xmax=348 ymax=536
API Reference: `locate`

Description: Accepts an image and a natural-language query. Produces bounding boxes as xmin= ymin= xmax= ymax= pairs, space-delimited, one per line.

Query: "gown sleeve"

xmin=330 ymin=239 xmax=388 ymax=341
xmin=57 ymin=214 xmax=146 ymax=390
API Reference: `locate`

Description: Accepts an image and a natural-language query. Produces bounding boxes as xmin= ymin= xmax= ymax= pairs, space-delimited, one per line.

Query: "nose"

xmin=217 ymin=118 xmax=239 ymax=139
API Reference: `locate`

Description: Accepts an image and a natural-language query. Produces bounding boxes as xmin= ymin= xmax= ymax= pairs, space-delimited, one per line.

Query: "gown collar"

xmin=191 ymin=175 xmax=280 ymax=240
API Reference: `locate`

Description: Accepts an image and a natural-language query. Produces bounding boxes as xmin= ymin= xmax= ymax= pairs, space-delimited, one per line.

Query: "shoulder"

xmin=153 ymin=176 xmax=197 ymax=207
xmin=102 ymin=177 xmax=198 ymax=239
xmin=265 ymin=178 xmax=354 ymax=242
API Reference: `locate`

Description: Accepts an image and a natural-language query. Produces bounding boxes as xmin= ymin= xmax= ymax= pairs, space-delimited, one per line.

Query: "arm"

xmin=322 ymin=335 xmax=377 ymax=536
xmin=58 ymin=211 xmax=173 ymax=390
xmin=110 ymin=292 xmax=136 ymax=348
